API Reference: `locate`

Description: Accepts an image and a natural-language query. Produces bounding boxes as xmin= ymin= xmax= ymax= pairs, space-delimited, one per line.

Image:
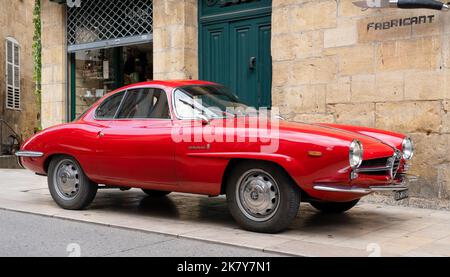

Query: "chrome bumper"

xmin=15 ymin=151 xmax=44 ymax=158
xmin=313 ymin=182 xmax=410 ymax=195
xmin=15 ymin=151 xmax=44 ymax=169
xmin=313 ymin=174 xmax=417 ymax=194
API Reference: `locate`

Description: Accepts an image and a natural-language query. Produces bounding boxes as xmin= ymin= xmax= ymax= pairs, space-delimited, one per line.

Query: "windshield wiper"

xmin=178 ymin=98 xmax=214 ymax=120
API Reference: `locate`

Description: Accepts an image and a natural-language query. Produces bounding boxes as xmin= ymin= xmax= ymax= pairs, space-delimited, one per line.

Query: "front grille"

xmin=356 ymin=151 xmax=402 ymax=178
xmin=360 ymin=157 xmax=389 ymax=168
xmin=389 ymin=151 xmax=402 ymax=178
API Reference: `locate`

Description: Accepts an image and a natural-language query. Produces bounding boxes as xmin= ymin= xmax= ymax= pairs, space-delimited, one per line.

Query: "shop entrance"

xmin=70 ymin=44 xmax=153 ymax=120
xmin=65 ymin=0 xmax=153 ymax=120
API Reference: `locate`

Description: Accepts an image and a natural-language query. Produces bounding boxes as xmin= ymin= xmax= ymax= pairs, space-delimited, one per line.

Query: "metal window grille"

xmin=67 ymin=0 xmax=153 ymax=52
xmin=5 ymin=37 xmax=20 ymax=110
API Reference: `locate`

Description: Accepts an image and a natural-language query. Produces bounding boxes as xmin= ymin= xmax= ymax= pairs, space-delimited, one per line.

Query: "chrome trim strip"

xmin=369 ymin=184 xmax=408 ymax=192
xmin=313 ymin=183 xmax=409 ymax=194
xmin=313 ymin=185 xmax=372 ymax=194
xmin=16 ymin=156 xmax=24 ymax=168
xmin=15 ymin=151 xmax=44 ymax=158
xmin=398 ymin=173 xmax=418 ymax=182
xmin=355 ymin=166 xmax=391 ymax=173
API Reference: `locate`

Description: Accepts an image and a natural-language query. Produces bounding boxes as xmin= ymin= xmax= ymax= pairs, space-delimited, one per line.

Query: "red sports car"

xmin=16 ymin=80 xmax=414 ymax=233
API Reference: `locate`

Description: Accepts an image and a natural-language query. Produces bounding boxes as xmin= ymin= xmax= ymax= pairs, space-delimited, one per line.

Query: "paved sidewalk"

xmin=0 ymin=209 xmax=283 ymax=257
xmin=1 ymin=169 xmax=450 ymax=257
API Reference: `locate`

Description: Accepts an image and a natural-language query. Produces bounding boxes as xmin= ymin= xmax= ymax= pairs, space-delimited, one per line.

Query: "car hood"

xmin=275 ymin=121 xmax=395 ymax=160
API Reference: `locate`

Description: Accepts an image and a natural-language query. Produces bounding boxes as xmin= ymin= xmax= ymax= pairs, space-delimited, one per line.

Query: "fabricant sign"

xmin=367 ymin=14 xmax=436 ymax=30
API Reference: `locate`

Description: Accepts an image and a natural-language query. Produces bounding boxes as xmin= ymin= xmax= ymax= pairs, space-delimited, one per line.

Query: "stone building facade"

xmin=271 ymin=0 xmax=450 ymax=206
xmin=40 ymin=0 xmax=450 ymax=206
xmin=0 ymin=0 xmax=39 ymax=144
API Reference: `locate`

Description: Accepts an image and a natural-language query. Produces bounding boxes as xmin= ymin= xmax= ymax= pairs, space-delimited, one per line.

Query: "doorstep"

xmin=0 ymin=156 xmax=21 ymax=169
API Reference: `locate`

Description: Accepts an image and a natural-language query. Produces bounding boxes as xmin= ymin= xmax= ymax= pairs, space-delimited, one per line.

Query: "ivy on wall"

xmin=32 ymin=0 xmax=42 ymax=131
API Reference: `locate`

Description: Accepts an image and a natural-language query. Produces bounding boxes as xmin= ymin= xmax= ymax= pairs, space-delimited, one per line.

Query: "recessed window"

xmin=95 ymin=91 xmax=125 ymax=119
xmin=5 ymin=37 xmax=20 ymax=110
xmin=116 ymin=88 xmax=170 ymax=119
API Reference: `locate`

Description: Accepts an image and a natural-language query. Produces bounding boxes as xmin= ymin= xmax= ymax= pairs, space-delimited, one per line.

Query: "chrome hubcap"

xmin=54 ymin=160 xmax=80 ymax=200
xmin=236 ymin=170 xmax=280 ymax=222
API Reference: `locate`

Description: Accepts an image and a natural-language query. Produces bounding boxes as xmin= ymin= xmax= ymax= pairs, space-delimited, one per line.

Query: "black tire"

xmin=142 ymin=189 xmax=171 ymax=198
xmin=48 ymin=155 xmax=98 ymax=210
xmin=226 ymin=161 xmax=300 ymax=234
xmin=310 ymin=199 xmax=360 ymax=213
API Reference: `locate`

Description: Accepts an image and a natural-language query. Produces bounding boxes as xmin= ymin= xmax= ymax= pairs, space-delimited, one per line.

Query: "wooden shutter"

xmin=5 ymin=38 xmax=20 ymax=110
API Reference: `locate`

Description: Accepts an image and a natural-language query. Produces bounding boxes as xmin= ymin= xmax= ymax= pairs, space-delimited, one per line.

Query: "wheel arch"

xmin=44 ymin=153 xmax=78 ymax=174
xmin=220 ymin=158 xmax=305 ymax=196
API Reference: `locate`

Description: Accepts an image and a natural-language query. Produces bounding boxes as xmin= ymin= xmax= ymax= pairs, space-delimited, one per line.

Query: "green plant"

xmin=32 ymin=0 xmax=42 ymax=130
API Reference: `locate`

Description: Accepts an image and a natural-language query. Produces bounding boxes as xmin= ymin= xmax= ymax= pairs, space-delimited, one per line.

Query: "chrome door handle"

xmin=249 ymin=57 xmax=256 ymax=70
xmin=97 ymin=131 xmax=104 ymax=137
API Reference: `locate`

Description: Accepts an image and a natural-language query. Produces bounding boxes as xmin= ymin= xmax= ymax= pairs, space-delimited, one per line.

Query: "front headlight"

xmin=349 ymin=140 xmax=363 ymax=169
xmin=402 ymin=137 xmax=414 ymax=160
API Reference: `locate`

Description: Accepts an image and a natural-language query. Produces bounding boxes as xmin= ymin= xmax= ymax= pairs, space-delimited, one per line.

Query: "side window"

xmin=95 ymin=91 xmax=125 ymax=119
xmin=116 ymin=88 xmax=170 ymax=119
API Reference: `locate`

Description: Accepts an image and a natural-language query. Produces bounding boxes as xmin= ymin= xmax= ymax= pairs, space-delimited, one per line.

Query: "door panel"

xmin=257 ymin=21 xmax=272 ymax=108
xmin=230 ymin=22 xmax=257 ymax=106
xmin=95 ymin=120 xmax=176 ymax=188
xmin=202 ymin=23 xmax=230 ymax=86
xmin=200 ymin=15 xmax=272 ymax=108
xmin=173 ymin=120 xmax=229 ymax=196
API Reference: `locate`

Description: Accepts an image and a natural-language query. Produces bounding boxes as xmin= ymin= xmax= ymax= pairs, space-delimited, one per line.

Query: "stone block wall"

xmin=0 ymin=0 xmax=38 ymax=140
xmin=153 ymin=0 xmax=198 ymax=80
xmin=41 ymin=0 xmax=67 ymax=129
xmin=272 ymin=0 xmax=450 ymax=202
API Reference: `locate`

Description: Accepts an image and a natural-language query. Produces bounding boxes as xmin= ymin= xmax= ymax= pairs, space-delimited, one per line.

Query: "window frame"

xmin=5 ymin=37 xmax=21 ymax=111
xmin=93 ymin=90 xmax=127 ymax=120
xmin=94 ymin=86 xmax=173 ymax=121
xmin=115 ymin=88 xmax=172 ymax=120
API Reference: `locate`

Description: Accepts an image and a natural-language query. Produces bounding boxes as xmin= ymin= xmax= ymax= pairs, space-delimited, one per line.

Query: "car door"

xmin=171 ymin=87 xmax=230 ymax=196
xmin=95 ymin=87 xmax=176 ymax=188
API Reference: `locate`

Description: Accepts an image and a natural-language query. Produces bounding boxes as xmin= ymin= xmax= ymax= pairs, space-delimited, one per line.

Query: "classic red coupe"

xmin=17 ymin=80 xmax=414 ymax=233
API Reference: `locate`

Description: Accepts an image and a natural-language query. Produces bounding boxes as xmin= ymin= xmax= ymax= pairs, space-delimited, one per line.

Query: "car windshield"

xmin=174 ymin=85 xmax=251 ymax=119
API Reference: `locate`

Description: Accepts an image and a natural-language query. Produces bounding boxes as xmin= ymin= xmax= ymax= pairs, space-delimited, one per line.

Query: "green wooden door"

xmin=200 ymin=16 xmax=272 ymax=108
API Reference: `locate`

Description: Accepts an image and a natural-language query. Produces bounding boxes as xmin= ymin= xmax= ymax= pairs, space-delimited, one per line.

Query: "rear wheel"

xmin=310 ymin=199 xmax=360 ymax=213
xmin=226 ymin=161 xmax=300 ymax=234
xmin=48 ymin=155 xmax=98 ymax=210
xmin=142 ymin=189 xmax=171 ymax=198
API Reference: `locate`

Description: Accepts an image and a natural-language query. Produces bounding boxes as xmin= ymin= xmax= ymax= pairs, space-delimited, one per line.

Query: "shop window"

xmin=5 ymin=37 xmax=20 ymax=110
xmin=73 ymin=44 xmax=153 ymax=119
xmin=116 ymin=88 xmax=170 ymax=119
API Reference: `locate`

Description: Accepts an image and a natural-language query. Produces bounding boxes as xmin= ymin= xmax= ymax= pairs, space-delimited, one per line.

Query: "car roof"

xmin=115 ymin=80 xmax=218 ymax=92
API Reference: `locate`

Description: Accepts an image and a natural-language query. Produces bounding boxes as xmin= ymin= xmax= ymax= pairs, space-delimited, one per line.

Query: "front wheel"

xmin=48 ymin=155 xmax=98 ymax=210
xmin=310 ymin=199 xmax=360 ymax=213
xmin=226 ymin=161 xmax=301 ymax=234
